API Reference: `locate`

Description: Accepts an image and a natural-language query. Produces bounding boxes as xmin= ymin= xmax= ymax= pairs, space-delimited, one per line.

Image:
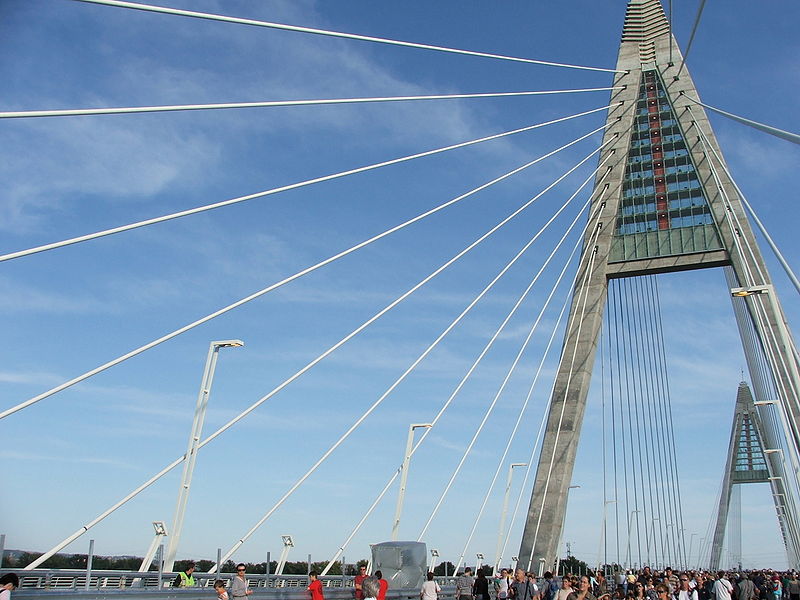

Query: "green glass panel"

xmin=609 ymin=69 xmax=724 ymax=262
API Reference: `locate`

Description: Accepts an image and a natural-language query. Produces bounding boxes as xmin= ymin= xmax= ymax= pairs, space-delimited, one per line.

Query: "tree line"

xmin=3 ymin=552 xmax=366 ymax=575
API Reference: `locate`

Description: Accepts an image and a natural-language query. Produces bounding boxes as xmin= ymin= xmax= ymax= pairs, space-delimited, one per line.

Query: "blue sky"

xmin=1 ymin=0 xmax=799 ymax=572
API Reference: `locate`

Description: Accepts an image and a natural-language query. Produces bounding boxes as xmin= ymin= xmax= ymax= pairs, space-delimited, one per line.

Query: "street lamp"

xmin=731 ymin=285 xmax=800 ymax=450
xmin=476 ymin=553 xmax=484 ymax=573
xmin=276 ymin=534 xmax=295 ymax=575
xmin=688 ymin=533 xmax=697 ymax=572
xmin=649 ymin=516 xmax=660 ymax=569
xmin=430 ymin=549 xmax=440 ymax=575
xmin=598 ymin=500 xmax=617 ymax=575
xmin=678 ymin=528 xmax=686 ymax=569
xmin=392 ymin=423 xmax=432 ymax=540
xmin=134 ymin=522 xmax=168 ymax=585
xmin=494 ymin=463 xmax=527 ymax=571
xmin=164 ymin=339 xmax=244 ymax=571
xmin=697 ymin=537 xmax=706 ymax=570
xmin=555 ymin=485 xmax=580 ymax=576
xmin=625 ymin=510 xmax=640 ymax=569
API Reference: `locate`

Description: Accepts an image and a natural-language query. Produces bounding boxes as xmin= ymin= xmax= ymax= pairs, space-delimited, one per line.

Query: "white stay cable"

xmin=417 ymin=164 xmax=613 ymax=542
xmin=20 ymin=126 xmax=608 ymax=571
xmin=0 ymin=114 xmax=616 ymax=423
xmin=685 ymin=108 xmax=800 ymax=295
xmin=454 ymin=197 xmax=605 ymax=572
xmin=211 ymin=135 xmax=615 ymax=571
xmin=675 ymin=0 xmax=706 ymax=79
xmin=322 ymin=161 xmax=610 ymax=577
xmin=685 ymin=110 xmax=761 ymax=284
xmin=497 ymin=253 xmax=585 ymax=569
xmin=1 ymin=87 xmax=621 ymax=119
xmin=681 ymin=92 xmax=800 ymax=147
xmin=690 ymin=114 xmax=800 ymax=400
xmin=0 ymin=104 xmax=614 ymax=264
xmin=526 ymin=205 xmax=606 ymax=569
xmin=74 ymin=0 xmax=625 ymax=74
xmin=503 ymin=189 xmax=610 ymax=573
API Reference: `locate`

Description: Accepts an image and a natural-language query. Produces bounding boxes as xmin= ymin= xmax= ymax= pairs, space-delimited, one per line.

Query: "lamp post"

xmin=624 ymin=510 xmax=640 ymax=569
xmin=687 ymin=533 xmax=697 ymax=572
xmin=555 ymin=485 xmax=580 ymax=577
xmin=664 ymin=523 xmax=674 ymax=568
xmin=697 ymin=537 xmax=706 ymax=570
xmin=476 ymin=553 xmax=484 ymax=574
xmin=494 ymin=462 xmax=527 ymax=571
xmin=276 ymin=535 xmax=295 ymax=575
xmin=164 ymin=339 xmax=244 ymax=572
xmin=755 ymin=400 xmax=800 ymax=487
xmin=649 ymin=516 xmax=660 ymax=569
xmin=677 ymin=528 xmax=686 ymax=569
xmin=430 ymin=549 xmax=440 ymax=575
xmin=133 ymin=522 xmax=168 ymax=586
xmin=391 ymin=423 xmax=432 ymax=540
xmin=597 ymin=500 xmax=616 ymax=574
xmin=731 ymin=286 xmax=800 ymax=451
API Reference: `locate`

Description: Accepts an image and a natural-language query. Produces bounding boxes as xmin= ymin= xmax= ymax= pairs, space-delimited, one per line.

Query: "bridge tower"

xmin=708 ymin=382 xmax=781 ymax=570
xmin=518 ymin=0 xmax=800 ymax=572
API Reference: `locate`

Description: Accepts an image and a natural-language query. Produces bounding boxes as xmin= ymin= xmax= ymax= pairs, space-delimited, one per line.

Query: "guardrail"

xmin=3 ymin=570 xmax=457 ymax=600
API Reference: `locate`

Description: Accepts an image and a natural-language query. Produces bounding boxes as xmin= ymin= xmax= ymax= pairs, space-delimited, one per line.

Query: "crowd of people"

xmin=2 ymin=563 xmax=799 ymax=600
xmin=452 ymin=567 xmax=800 ymax=600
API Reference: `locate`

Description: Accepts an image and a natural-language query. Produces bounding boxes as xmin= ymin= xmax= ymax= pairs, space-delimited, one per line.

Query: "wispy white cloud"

xmin=0 ymin=449 xmax=138 ymax=469
xmin=0 ymin=369 xmax=64 ymax=386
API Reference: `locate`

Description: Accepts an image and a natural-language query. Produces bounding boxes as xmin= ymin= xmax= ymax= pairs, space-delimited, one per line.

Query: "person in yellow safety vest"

xmin=174 ymin=562 xmax=197 ymax=588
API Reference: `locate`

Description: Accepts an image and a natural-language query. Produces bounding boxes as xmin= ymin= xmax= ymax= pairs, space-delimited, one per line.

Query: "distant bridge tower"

xmin=709 ymin=382 xmax=776 ymax=570
xmin=518 ymin=0 xmax=800 ymax=572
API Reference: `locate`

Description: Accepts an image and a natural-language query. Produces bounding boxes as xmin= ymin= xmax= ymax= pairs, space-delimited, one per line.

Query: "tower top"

xmin=622 ymin=0 xmax=670 ymax=43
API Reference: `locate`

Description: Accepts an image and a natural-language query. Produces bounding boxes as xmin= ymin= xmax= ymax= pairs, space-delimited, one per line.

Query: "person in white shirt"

xmin=421 ymin=572 xmax=441 ymax=600
xmin=713 ymin=573 xmax=734 ymax=600
xmin=497 ymin=570 xmax=512 ymax=600
xmin=676 ymin=574 xmax=699 ymax=600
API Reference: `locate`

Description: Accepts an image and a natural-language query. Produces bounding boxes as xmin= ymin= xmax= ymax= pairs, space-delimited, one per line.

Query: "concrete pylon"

xmin=709 ymin=382 xmax=800 ymax=569
xmin=518 ymin=0 xmax=800 ymax=572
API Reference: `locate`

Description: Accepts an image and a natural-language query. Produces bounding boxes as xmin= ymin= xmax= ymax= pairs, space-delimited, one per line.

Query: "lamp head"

xmin=213 ymin=339 xmax=245 ymax=348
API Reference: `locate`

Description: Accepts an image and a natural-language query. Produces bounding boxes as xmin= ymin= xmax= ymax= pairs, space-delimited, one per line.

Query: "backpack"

xmin=543 ymin=580 xmax=558 ymax=600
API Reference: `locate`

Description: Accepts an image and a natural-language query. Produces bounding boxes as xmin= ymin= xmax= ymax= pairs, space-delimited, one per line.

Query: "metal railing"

xmin=4 ymin=569 xmax=457 ymax=600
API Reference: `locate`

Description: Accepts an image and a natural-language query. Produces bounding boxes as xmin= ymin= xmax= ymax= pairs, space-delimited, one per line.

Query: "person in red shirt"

xmin=308 ymin=571 xmax=324 ymax=600
xmin=355 ymin=565 xmax=369 ymax=600
xmin=375 ymin=571 xmax=389 ymax=600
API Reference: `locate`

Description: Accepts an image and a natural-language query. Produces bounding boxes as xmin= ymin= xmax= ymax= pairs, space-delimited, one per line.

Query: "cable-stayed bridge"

xmin=1 ymin=0 xmax=799 ymax=590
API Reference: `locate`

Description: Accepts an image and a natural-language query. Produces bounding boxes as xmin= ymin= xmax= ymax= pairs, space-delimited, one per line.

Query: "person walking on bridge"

xmin=738 ymin=574 xmax=757 ymax=600
xmin=675 ymin=573 xmax=698 ymax=600
xmin=556 ymin=575 xmax=574 ymax=600
xmin=355 ymin=564 xmax=369 ymax=600
xmin=785 ymin=574 xmax=800 ymax=600
xmin=232 ymin=564 xmax=253 ymax=600
xmin=421 ymin=572 xmax=441 ymax=600
xmin=174 ymin=561 xmax=197 ymax=588
xmin=541 ymin=572 xmax=559 ymax=600
xmin=568 ymin=575 xmax=599 ymax=600
xmin=375 ymin=571 xmax=388 ymax=600
xmin=510 ymin=568 xmax=538 ymax=600
xmin=308 ymin=571 xmax=325 ymax=600
xmin=364 ymin=578 xmax=381 ymax=600
xmin=457 ymin=568 xmax=475 ymax=600
xmin=713 ymin=573 xmax=734 ymax=600
xmin=474 ymin=569 xmax=490 ymax=600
